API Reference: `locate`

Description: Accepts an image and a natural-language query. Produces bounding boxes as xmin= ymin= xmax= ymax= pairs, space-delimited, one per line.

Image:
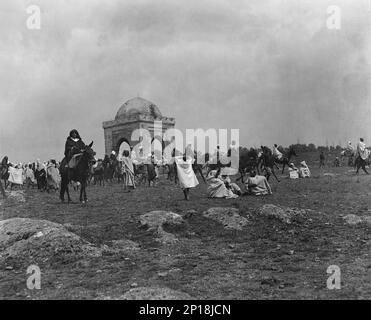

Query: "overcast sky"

xmin=0 ymin=0 xmax=370 ymax=161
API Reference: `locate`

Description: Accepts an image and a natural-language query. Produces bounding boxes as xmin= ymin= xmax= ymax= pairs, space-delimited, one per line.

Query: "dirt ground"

xmin=1 ymin=156 xmax=371 ymax=300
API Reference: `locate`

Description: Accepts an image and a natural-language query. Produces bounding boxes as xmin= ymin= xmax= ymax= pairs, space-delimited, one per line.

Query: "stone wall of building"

xmin=102 ymin=109 xmax=175 ymax=156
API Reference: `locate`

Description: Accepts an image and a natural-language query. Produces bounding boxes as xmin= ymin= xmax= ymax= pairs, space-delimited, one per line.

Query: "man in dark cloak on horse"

xmin=64 ymin=129 xmax=86 ymax=168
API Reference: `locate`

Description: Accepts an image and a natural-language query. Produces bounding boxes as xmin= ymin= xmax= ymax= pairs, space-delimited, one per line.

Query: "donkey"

xmin=59 ymin=142 xmax=96 ymax=203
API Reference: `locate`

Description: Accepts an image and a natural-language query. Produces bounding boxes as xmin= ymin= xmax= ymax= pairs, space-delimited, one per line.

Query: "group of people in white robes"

xmin=288 ymin=161 xmax=311 ymax=179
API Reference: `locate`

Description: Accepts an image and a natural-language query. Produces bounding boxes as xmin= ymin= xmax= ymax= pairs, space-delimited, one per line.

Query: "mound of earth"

xmin=121 ymin=287 xmax=193 ymax=300
xmin=255 ymin=204 xmax=308 ymax=224
xmin=0 ymin=218 xmax=102 ymax=269
xmin=343 ymin=214 xmax=371 ymax=227
xmin=202 ymin=207 xmax=248 ymax=230
xmin=106 ymin=239 xmax=141 ymax=253
xmin=139 ymin=211 xmax=186 ymax=244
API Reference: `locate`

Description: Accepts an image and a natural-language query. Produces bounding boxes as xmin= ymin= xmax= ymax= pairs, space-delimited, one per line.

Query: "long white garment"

xmin=289 ymin=168 xmax=299 ymax=179
xmin=175 ymin=156 xmax=199 ymax=189
xmin=8 ymin=167 xmax=24 ymax=185
xmin=299 ymin=166 xmax=311 ymax=178
xmin=357 ymin=141 xmax=370 ymax=160
xmin=273 ymin=146 xmax=283 ymax=160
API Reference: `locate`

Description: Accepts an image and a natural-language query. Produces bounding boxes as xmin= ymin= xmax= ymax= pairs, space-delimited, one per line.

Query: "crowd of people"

xmin=0 ymin=157 xmax=61 ymax=191
xmin=2 ymin=129 xmax=369 ymax=202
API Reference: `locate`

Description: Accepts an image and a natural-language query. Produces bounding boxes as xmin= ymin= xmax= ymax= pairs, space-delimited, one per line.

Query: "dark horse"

xmin=260 ymin=146 xmax=281 ymax=182
xmin=236 ymin=148 xmax=261 ymax=183
xmin=355 ymin=152 xmax=370 ymax=175
xmin=59 ymin=142 xmax=96 ymax=203
xmin=274 ymin=145 xmax=297 ymax=173
xmin=0 ymin=159 xmax=7 ymax=197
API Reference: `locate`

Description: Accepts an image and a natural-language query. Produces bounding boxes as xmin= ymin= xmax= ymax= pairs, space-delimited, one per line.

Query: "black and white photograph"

xmin=0 ymin=0 xmax=371 ymax=306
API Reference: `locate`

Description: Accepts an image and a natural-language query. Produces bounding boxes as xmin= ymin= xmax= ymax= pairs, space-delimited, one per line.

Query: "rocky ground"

xmin=1 ymin=163 xmax=371 ymax=300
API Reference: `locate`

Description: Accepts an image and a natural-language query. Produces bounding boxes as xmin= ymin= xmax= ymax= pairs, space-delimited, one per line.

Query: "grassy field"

xmin=1 ymin=154 xmax=371 ymax=300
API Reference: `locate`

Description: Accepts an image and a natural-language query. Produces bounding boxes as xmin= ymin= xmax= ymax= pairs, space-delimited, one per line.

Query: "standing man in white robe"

xmin=175 ymin=154 xmax=199 ymax=200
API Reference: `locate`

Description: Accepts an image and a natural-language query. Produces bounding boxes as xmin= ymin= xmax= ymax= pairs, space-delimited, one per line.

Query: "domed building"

xmin=102 ymin=97 xmax=175 ymax=156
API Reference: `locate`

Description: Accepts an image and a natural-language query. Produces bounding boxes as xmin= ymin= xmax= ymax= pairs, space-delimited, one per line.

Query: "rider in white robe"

xmin=356 ymin=138 xmax=370 ymax=160
xmin=273 ymin=144 xmax=283 ymax=160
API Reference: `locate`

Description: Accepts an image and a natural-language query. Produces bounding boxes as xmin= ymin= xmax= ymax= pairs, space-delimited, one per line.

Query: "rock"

xmin=184 ymin=210 xmax=197 ymax=219
xmin=121 ymin=287 xmax=193 ymax=300
xmin=256 ymin=204 xmax=308 ymax=224
xmin=343 ymin=214 xmax=371 ymax=228
xmin=362 ymin=216 xmax=371 ymax=227
xmin=139 ymin=211 xmax=186 ymax=244
xmin=343 ymin=214 xmax=364 ymax=225
xmin=63 ymin=223 xmax=84 ymax=233
xmin=202 ymin=207 xmax=249 ymax=230
xmin=106 ymin=239 xmax=140 ymax=253
xmin=0 ymin=218 xmax=102 ymax=268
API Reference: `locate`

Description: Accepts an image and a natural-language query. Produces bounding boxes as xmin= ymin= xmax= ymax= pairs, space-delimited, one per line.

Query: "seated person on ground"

xmin=207 ymin=169 xmax=238 ymax=199
xmin=288 ymin=162 xmax=299 ymax=179
xmin=244 ymin=170 xmax=272 ymax=196
xmin=221 ymin=174 xmax=242 ymax=196
xmin=299 ymin=161 xmax=311 ymax=178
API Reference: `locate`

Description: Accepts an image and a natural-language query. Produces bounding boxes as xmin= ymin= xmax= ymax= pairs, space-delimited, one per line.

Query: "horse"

xmin=0 ymin=160 xmax=7 ymax=197
xmin=273 ymin=145 xmax=297 ymax=173
xmin=102 ymin=155 xmax=116 ymax=183
xmin=355 ymin=150 xmax=371 ymax=175
xmin=340 ymin=149 xmax=355 ymax=167
xmin=59 ymin=141 xmax=96 ymax=203
xmin=260 ymin=146 xmax=281 ymax=182
xmin=92 ymin=160 xmax=105 ymax=186
xmin=236 ymin=148 xmax=261 ymax=183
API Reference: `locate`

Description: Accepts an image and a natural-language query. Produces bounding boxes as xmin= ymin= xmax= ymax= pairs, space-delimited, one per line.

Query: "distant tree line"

xmin=277 ymin=143 xmax=343 ymax=153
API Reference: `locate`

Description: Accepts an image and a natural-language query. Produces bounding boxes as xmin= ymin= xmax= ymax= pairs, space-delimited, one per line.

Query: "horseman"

xmin=347 ymin=141 xmax=354 ymax=153
xmin=64 ymin=129 xmax=86 ymax=168
xmin=355 ymin=138 xmax=370 ymax=175
xmin=356 ymin=138 xmax=369 ymax=160
xmin=272 ymin=144 xmax=283 ymax=161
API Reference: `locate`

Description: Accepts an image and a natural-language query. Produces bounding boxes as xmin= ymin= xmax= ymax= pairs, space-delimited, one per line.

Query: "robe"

xmin=122 ymin=157 xmax=135 ymax=188
xmin=8 ymin=167 xmax=24 ymax=185
xmin=207 ymin=173 xmax=238 ymax=199
xmin=357 ymin=141 xmax=370 ymax=160
xmin=175 ymin=156 xmax=199 ymax=189
xmin=46 ymin=165 xmax=61 ymax=189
